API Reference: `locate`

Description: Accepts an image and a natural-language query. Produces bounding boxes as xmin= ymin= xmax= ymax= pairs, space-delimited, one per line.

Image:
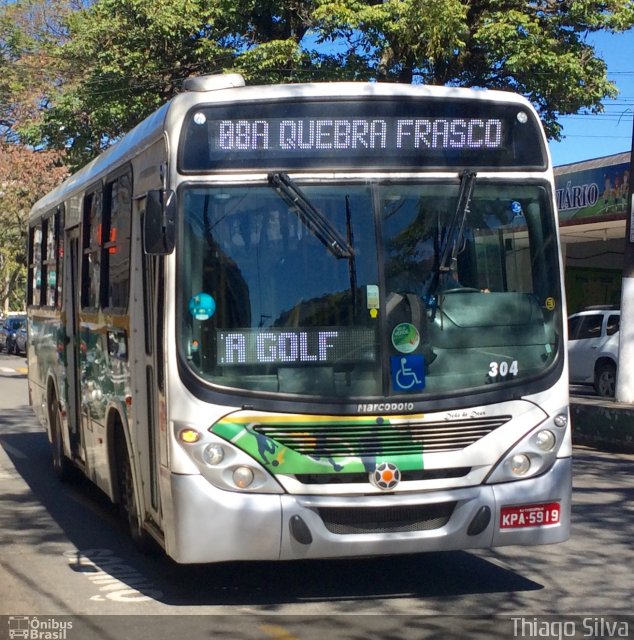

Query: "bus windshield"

xmin=178 ymin=179 xmax=561 ymax=398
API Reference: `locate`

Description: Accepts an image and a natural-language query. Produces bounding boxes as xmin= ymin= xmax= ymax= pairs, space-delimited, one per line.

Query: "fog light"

xmin=233 ymin=466 xmax=254 ymax=489
xmin=202 ymin=443 xmax=225 ymax=466
xmin=554 ymin=413 xmax=568 ymax=428
xmin=536 ymin=429 xmax=556 ymax=451
xmin=178 ymin=428 xmax=201 ymax=444
xmin=509 ymin=454 xmax=530 ymax=476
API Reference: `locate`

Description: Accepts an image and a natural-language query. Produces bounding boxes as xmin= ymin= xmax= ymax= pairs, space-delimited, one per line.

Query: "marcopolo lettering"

xmin=357 ymin=403 xmax=415 ymax=413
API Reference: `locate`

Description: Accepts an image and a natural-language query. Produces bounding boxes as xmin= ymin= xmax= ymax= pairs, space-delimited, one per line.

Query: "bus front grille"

xmin=252 ymin=414 xmax=511 ymax=457
xmin=294 ymin=467 xmax=471 ymax=485
xmin=317 ymin=502 xmax=456 ymax=534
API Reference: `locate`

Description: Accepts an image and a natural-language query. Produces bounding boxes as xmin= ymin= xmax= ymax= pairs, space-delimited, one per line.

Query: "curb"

xmin=571 ymin=397 xmax=634 ymax=453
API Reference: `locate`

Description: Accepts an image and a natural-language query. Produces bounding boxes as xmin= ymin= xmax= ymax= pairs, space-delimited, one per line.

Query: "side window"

xmin=607 ymin=314 xmax=620 ymax=336
xmin=28 ymin=225 xmax=44 ymax=306
xmin=81 ymin=189 xmax=103 ymax=309
xmin=103 ymin=172 xmax=132 ymax=311
xmin=577 ymin=315 xmax=603 ymax=340
xmin=43 ymin=212 xmax=62 ymax=307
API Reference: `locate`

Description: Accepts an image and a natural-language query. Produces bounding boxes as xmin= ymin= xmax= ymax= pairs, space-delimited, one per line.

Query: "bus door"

xmin=128 ymin=195 xmax=165 ymax=524
xmin=63 ymin=226 xmax=84 ymax=462
xmin=140 ymin=251 xmax=164 ymax=516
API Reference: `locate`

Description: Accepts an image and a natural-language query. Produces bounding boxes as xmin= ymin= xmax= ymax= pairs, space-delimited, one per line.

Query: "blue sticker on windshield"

xmin=188 ymin=293 xmax=216 ymax=321
xmin=391 ymin=355 xmax=425 ymax=392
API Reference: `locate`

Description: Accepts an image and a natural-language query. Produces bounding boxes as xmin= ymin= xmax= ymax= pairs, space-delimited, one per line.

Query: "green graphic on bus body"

xmin=211 ymin=415 xmax=426 ymax=475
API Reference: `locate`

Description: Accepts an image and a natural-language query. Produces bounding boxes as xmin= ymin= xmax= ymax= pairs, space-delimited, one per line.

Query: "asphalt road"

xmin=0 ymin=353 xmax=633 ymax=640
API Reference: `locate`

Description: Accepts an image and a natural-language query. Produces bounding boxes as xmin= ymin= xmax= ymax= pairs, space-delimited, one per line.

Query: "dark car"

xmin=0 ymin=315 xmax=26 ymax=354
xmin=14 ymin=324 xmax=28 ymax=355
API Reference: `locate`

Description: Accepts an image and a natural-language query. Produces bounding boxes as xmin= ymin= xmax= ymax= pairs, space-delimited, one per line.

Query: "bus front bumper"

xmin=163 ymin=457 xmax=571 ymax=564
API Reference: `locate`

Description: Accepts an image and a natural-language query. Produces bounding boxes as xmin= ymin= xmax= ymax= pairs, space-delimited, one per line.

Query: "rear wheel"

xmin=115 ymin=431 xmax=155 ymax=553
xmin=594 ymin=361 xmax=616 ymax=397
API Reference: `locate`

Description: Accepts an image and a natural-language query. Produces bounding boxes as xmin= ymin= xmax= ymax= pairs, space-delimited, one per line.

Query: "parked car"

xmin=567 ymin=306 xmax=620 ymax=397
xmin=0 ymin=315 xmax=26 ymax=353
xmin=14 ymin=324 xmax=28 ymax=355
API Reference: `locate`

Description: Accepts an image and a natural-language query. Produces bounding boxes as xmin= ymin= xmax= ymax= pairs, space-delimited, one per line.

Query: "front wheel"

xmin=115 ymin=432 xmax=156 ymax=553
xmin=594 ymin=361 xmax=617 ymax=397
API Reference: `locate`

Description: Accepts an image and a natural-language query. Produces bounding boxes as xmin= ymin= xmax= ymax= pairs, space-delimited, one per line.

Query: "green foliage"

xmin=2 ymin=0 xmax=634 ymax=166
xmin=2 ymin=0 xmax=632 ymax=305
xmin=0 ymin=144 xmax=67 ymax=310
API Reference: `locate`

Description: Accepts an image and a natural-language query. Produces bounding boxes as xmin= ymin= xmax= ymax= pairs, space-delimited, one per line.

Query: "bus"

xmin=27 ymin=73 xmax=571 ymax=563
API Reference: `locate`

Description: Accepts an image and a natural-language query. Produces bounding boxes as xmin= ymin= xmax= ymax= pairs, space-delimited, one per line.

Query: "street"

xmin=0 ymin=352 xmax=633 ymax=639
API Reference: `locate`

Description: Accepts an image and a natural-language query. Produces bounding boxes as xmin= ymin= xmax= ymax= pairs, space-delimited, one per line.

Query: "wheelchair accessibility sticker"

xmin=391 ymin=355 xmax=425 ymax=392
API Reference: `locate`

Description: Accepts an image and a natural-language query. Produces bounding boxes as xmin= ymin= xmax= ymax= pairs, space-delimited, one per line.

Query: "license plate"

xmin=500 ymin=502 xmax=561 ymax=529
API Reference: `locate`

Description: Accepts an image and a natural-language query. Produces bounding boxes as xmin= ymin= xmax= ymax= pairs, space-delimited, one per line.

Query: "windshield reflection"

xmin=178 ymin=181 xmax=561 ymax=399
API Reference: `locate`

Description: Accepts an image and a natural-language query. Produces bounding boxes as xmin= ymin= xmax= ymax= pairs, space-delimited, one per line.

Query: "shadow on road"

xmin=0 ymin=406 xmax=544 ymax=610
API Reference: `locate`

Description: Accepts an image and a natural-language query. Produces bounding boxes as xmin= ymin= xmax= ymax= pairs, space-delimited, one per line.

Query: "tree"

xmin=0 ymin=0 xmax=81 ymax=143
xmin=0 ymin=143 xmax=67 ymax=311
xmin=4 ymin=0 xmax=634 ymax=170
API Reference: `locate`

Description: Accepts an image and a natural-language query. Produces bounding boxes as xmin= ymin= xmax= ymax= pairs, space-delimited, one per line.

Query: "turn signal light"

xmin=178 ymin=428 xmax=202 ymax=444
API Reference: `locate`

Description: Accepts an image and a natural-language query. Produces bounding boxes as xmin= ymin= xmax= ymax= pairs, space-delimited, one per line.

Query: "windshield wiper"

xmin=437 ymin=170 xmax=477 ymax=275
xmin=268 ymin=172 xmax=354 ymax=259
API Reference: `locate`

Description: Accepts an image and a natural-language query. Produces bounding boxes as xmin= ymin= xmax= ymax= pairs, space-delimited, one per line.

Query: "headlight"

xmin=509 ymin=454 xmax=531 ymax=476
xmin=554 ymin=413 xmax=568 ymax=428
xmin=233 ymin=466 xmax=255 ymax=489
xmin=202 ymin=443 xmax=225 ymax=466
xmin=174 ymin=422 xmax=283 ymax=494
xmin=486 ymin=417 xmax=564 ymax=484
xmin=535 ymin=429 xmax=556 ymax=452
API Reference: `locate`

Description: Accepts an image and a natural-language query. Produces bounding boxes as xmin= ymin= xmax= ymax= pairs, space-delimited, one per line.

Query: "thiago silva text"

xmin=512 ymin=617 xmax=628 ymax=639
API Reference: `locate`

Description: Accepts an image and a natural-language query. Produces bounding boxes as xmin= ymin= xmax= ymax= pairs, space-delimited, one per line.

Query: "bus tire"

xmin=115 ymin=430 xmax=155 ymax=554
xmin=49 ymin=394 xmax=74 ymax=481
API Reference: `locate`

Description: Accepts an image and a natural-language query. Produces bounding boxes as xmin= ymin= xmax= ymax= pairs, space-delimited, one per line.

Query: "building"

xmin=554 ymin=151 xmax=630 ymax=313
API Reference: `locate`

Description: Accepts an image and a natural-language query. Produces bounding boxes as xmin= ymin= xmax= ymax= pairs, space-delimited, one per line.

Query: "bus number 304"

xmin=488 ymin=360 xmax=519 ymax=379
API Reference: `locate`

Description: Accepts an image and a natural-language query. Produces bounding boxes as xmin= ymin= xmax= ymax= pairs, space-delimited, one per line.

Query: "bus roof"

xmin=30 ymin=76 xmax=538 ymax=220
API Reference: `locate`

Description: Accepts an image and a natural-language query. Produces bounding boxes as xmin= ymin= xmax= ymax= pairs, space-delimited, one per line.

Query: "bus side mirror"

xmin=144 ymin=189 xmax=176 ymax=255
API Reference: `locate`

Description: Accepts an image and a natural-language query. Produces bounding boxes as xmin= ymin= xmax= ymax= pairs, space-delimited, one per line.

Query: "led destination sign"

xmin=217 ymin=328 xmax=376 ymax=366
xmin=215 ymin=117 xmax=504 ymax=153
xmin=181 ymin=98 xmax=546 ymax=171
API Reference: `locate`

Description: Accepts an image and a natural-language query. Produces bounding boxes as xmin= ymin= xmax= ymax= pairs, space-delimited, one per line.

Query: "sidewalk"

xmin=570 ymin=391 xmax=634 ymax=453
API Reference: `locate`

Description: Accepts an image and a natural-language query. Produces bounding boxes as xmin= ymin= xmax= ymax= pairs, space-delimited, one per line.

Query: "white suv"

xmin=568 ymin=307 xmax=620 ymax=397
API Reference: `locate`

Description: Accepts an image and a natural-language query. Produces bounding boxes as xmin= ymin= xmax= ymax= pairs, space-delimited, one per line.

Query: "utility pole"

xmin=616 ymin=115 xmax=634 ymax=403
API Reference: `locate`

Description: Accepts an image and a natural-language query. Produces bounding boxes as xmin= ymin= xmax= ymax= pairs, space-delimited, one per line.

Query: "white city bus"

xmin=27 ymin=74 xmax=571 ymax=563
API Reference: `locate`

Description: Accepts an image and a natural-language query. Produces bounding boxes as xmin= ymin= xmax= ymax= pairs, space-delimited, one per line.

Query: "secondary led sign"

xmin=217 ymin=327 xmax=376 ymax=366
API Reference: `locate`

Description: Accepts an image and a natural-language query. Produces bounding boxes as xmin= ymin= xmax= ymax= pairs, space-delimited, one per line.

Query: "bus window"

xmin=103 ymin=173 xmax=132 ymax=311
xmin=81 ymin=190 xmax=103 ymax=310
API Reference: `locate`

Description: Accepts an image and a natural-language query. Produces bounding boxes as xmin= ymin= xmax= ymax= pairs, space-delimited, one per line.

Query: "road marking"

xmin=260 ymin=625 xmax=300 ymax=640
xmin=63 ymin=548 xmax=163 ymax=602
xmin=0 ymin=366 xmax=27 ymax=374
xmin=0 ymin=440 xmax=27 ymax=459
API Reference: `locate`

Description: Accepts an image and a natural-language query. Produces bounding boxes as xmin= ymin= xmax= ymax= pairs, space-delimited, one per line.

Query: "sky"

xmin=548 ymin=29 xmax=634 ymax=167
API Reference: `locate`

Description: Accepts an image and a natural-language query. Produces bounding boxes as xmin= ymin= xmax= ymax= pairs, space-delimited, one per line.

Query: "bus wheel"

xmin=115 ymin=433 xmax=155 ymax=553
xmin=49 ymin=395 xmax=73 ymax=481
